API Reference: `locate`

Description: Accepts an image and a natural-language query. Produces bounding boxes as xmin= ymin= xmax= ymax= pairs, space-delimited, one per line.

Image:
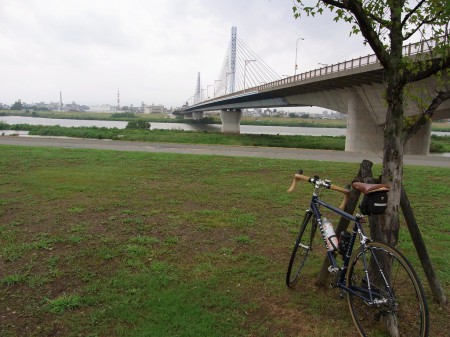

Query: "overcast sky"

xmin=0 ymin=0 xmax=372 ymax=108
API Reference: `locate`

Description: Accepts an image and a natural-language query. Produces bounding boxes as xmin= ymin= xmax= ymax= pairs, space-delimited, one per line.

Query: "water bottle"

xmin=322 ymin=217 xmax=338 ymax=251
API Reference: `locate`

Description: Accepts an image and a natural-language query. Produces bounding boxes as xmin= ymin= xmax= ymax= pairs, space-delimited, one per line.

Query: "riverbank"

xmin=2 ymin=110 xmax=450 ymax=131
xmin=1 ymin=121 xmax=449 ymax=153
xmin=0 ymin=110 xmax=347 ymax=128
xmin=0 ymin=123 xmax=347 ymax=151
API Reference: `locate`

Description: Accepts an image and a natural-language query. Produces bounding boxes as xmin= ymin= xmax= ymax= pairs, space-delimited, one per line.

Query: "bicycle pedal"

xmin=328 ymin=266 xmax=341 ymax=289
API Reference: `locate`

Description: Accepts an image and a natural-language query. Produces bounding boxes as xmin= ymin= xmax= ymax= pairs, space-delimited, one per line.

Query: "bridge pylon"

xmin=194 ymin=72 xmax=201 ymax=104
xmin=229 ymin=26 xmax=237 ymax=94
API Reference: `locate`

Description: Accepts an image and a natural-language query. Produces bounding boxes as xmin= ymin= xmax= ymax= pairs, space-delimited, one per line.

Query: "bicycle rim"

xmin=286 ymin=212 xmax=315 ymax=287
xmin=347 ymin=242 xmax=429 ymax=337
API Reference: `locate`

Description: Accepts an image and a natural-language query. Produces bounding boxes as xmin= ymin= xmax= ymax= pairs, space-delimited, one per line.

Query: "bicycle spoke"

xmin=286 ymin=213 xmax=315 ymax=287
xmin=347 ymin=242 xmax=429 ymax=336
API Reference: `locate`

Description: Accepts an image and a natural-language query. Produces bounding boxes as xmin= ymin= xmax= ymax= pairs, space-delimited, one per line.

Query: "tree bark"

xmin=379 ymin=88 xmax=404 ymax=247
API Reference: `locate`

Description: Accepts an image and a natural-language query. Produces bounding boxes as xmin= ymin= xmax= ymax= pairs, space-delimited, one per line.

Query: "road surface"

xmin=0 ymin=136 xmax=449 ymax=168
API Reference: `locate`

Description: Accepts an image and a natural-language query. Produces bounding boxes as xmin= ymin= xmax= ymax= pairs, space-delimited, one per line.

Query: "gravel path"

xmin=1 ymin=136 xmax=449 ymax=168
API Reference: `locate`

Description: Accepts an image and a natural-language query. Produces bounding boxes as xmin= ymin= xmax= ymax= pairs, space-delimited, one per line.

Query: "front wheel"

xmin=286 ymin=212 xmax=316 ymax=287
xmin=347 ymin=241 xmax=429 ymax=337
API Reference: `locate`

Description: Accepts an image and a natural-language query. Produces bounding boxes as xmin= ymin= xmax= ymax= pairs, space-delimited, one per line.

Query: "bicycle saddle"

xmin=352 ymin=182 xmax=389 ymax=195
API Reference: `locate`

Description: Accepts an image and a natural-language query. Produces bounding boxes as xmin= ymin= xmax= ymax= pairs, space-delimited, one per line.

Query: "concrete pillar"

xmin=404 ymin=119 xmax=431 ymax=155
xmin=220 ymin=109 xmax=242 ymax=133
xmin=345 ymin=91 xmax=384 ymax=153
xmin=192 ymin=111 xmax=204 ymax=120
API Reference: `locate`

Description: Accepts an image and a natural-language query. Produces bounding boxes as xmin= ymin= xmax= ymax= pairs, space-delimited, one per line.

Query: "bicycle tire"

xmin=347 ymin=241 xmax=429 ymax=337
xmin=286 ymin=211 xmax=316 ymax=288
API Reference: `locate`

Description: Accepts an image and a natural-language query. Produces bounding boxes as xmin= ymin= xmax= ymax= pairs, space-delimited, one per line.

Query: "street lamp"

xmin=244 ymin=59 xmax=256 ymax=90
xmin=295 ymin=37 xmax=305 ymax=75
xmin=318 ymin=63 xmax=328 ymax=67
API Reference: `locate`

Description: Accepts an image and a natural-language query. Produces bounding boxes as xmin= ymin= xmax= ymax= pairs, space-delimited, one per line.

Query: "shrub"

xmin=126 ymin=119 xmax=150 ymax=130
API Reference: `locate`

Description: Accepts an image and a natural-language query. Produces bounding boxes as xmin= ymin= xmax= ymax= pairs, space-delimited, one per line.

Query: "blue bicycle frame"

xmin=309 ymin=193 xmax=383 ymax=303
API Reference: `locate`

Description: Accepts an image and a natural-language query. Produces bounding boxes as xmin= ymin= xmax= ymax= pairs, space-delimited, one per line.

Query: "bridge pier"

xmin=183 ymin=111 xmax=204 ymax=120
xmin=345 ymin=92 xmax=384 ymax=153
xmin=220 ymin=109 xmax=242 ymax=133
xmin=345 ymin=91 xmax=432 ymax=155
xmin=404 ymin=119 xmax=431 ymax=155
xmin=192 ymin=111 xmax=204 ymax=120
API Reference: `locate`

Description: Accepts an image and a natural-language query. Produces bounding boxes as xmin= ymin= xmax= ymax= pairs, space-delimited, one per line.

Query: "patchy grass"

xmin=45 ymin=293 xmax=83 ymax=313
xmin=0 ymin=145 xmax=448 ymax=337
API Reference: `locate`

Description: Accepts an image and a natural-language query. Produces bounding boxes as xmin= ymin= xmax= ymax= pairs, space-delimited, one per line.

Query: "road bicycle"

xmin=285 ymin=170 xmax=429 ymax=337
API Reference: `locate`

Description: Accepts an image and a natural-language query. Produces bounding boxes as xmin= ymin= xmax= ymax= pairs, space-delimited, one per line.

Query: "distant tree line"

xmin=10 ymin=101 xmax=50 ymax=111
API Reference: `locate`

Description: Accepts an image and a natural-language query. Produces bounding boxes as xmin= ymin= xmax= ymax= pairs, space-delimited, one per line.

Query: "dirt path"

xmin=1 ymin=135 xmax=449 ymax=167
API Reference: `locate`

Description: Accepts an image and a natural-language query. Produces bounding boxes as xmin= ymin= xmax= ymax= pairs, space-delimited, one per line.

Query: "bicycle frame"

xmin=308 ymin=193 xmax=384 ymax=304
xmin=287 ymin=173 xmax=429 ymax=336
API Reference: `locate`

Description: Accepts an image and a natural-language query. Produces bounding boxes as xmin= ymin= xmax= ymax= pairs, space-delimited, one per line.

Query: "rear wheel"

xmin=347 ymin=242 xmax=429 ymax=336
xmin=286 ymin=212 xmax=316 ymax=287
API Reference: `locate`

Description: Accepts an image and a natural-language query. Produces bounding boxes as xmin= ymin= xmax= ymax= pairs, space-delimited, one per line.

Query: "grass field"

xmin=0 ymin=145 xmax=449 ymax=337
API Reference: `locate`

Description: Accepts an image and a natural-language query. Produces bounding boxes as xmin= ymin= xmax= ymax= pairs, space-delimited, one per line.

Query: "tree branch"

xmin=366 ymin=11 xmax=390 ymax=27
xmin=405 ymin=56 xmax=450 ymax=83
xmin=403 ymin=13 xmax=442 ymax=41
xmin=322 ymin=0 xmax=390 ymax=26
xmin=403 ymin=89 xmax=450 ymax=143
xmin=324 ymin=0 xmax=392 ymax=67
xmin=320 ymin=0 xmax=346 ymax=9
xmin=401 ymin=0 xmax=427 ymax=27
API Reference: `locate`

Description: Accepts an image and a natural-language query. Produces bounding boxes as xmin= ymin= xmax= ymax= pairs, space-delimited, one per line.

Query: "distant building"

xmin=89 ymin=104 xmax=116 ymax=112
xmin=44 ymin=102 xmax=60 ymax=110
xmin=263 ymin=108 xmax=272 ymax=116
xmin=143 ymin=104 xmax=165 ymax=114
xmin=64 ymin=101 xmax=87 ymax=112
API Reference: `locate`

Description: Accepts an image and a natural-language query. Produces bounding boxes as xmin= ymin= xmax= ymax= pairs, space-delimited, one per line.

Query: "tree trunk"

xmin=378 ymin=58 xmax=405 ymax=247
xmin=380 ymin=133 xmax=403 ymax=246
xmin=380 ymin=28 xmax=405 ymax=332
xmin=379 ymin=126 xmax=403 ymax=245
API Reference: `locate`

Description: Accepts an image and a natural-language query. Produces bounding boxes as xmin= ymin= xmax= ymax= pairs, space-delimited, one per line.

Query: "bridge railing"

xmin=189 ymin=36 xmax=447 ymax=108
xmin=255 ymin=36 xmax=446 ymax=92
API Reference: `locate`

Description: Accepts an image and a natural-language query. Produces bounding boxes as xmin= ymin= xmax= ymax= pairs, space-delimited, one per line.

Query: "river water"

xmin=1 ymin=116 xmax=448 ymax=137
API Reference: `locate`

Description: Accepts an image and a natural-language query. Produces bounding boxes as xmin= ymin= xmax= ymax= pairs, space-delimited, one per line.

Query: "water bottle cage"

xmin=327 ymin=235 xmax=339 ymax=251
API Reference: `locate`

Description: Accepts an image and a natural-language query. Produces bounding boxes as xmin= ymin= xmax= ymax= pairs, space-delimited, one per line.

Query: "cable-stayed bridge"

xmin=177 ymin=27 xmax=450 ymax=155
xmin=188 ymin=27 xmax=282 ymax=105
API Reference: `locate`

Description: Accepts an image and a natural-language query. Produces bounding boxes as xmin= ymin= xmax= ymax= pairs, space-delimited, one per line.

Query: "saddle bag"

xmin=359 ymin=190 xmax=388 ymax=216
